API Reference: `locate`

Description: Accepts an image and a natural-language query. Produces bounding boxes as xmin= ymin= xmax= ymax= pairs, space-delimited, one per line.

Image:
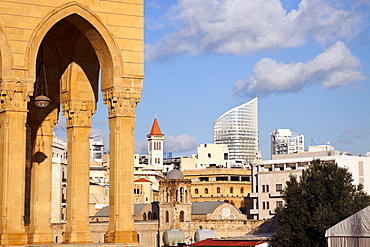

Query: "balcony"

xmin=269 ymin=191 xmax=282 ymax=198
xmin=247 ymin=192 xmax=258 ymax=198
xmin=248 ymin=209 xmax=259 ymax=215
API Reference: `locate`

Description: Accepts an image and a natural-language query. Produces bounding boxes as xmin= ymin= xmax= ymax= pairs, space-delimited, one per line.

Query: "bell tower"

xmin=147 ymin=117 xmax=165 ymax=169
xmin=159 ymin=169 xmax=192 ymax=244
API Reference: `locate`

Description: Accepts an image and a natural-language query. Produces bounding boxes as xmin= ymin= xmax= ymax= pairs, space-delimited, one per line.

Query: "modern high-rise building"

xmin=213 ymin=97 xmax=258 ymax=164
xmin=270 ymin=129 xmax=304 ymax=157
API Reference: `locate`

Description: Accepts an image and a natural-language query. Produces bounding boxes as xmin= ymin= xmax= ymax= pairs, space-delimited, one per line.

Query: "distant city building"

xmin=246 ymin=145 xmax=370 ymax=220
xmin=270 ymin=129 xmax=304 ymax=157
xmin=213 ymin=97 xmax=258 ymax=164
xmin=90 ymin=138 xmax=104 ymax=162
xmin=51 ymin=134 xmax=67 ymax=223
xmin=183 ymin=168 xmax=252 ymax=210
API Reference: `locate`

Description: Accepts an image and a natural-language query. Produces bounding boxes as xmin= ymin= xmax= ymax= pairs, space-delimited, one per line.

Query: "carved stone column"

xmin=62 ymin=100 xmax=95 ymax=243
xmin=0 ymin=80 xmax=32 ymax=246
xmin=27 ymin=107 xmax=58 ymax=244
xmin=103 ymin=87 xmax=140 ymax=243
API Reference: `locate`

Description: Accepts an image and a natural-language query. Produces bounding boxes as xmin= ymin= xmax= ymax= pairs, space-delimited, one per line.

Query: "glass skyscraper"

xmin=213 ymin=97 xmax=258 ymax=164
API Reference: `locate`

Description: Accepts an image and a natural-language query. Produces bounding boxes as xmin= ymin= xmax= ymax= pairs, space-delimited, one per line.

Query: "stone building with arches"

xmin=0 ymin=0 xmax=143 ymax=245
xmin=93 ymin=169 xmax=263 ymax=246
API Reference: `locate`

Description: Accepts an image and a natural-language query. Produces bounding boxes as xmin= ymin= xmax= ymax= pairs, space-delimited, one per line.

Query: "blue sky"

xmin=56 ymin=0 xmax=370 ymax=159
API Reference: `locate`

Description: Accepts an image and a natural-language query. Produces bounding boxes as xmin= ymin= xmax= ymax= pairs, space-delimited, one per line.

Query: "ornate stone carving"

xmin=0 ymin=80 xmax=33 ymax=112
xmin=102 ymin=88 xmax=141 ymax=118
xmin=61 ymin=100 xmax=95 ymax=127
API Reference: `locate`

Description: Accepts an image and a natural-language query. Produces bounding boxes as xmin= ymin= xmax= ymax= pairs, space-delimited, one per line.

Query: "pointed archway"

xmin=0 ymin=1 xmax=143 ymax=245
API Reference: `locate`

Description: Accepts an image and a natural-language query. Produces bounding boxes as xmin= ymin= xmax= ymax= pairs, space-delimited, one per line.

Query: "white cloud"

xmin=164 ymin=134 xmax=198 ymax=153
xmin=232 ymin=41 xmax=364 ymax=95
xmin=146 ymin=0 xmax=361 ymax=60
xmin=338 ymin=127 xmax=369 ymax=145
xmin=135 ymin=140 xmax=147 ymax=154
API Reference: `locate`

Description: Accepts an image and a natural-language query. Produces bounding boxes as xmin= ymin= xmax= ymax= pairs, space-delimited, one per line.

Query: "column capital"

xmin=0 ymin=79 xmax=33 ymax=112
xmin=102 ymin=88 xmax=140 ymax=118
xmin=61 ymin=100 xmax=95 ymax=128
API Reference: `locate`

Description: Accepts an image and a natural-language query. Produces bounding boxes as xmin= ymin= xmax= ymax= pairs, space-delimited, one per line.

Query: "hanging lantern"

xmin=34 ymin=94 xmax=51 ymax=108
xmin=34 ymin=55 xmax=51 ymax=109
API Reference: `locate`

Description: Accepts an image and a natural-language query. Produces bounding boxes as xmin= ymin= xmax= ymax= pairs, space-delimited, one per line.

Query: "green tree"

xmin=271 ymin=160 xmax=370 ymax=247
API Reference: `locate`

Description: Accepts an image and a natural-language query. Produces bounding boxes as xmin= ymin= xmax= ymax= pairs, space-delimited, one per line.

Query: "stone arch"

xmin=0 ymin=23 xmax=14 ymax=80
xmin=25 ymin=1 xmax=122 ymax=89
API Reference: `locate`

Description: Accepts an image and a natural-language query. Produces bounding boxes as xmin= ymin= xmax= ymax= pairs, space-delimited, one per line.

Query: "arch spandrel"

xmin=0 ymin=23 xmax=14 ymax=81
xmin=25 ymin=2 xmax=124 ymax=90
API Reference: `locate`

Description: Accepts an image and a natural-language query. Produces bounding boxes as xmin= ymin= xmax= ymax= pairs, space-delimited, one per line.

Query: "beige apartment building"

xmin=183 ymin=168 xmax=252 ymax=209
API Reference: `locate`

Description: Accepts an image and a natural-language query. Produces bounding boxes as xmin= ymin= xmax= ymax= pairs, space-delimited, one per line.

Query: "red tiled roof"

xmin=190 ymin=239 xmax=268 ymax=246
xmin=134 ymin=178 xmax=152 ymax=183
xmin=149 ymin=118 xmax=163 ymax=136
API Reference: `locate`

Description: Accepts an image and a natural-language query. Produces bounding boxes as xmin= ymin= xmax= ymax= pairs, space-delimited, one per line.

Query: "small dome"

xmin=166 ymin=169 xmax=184 ymax=179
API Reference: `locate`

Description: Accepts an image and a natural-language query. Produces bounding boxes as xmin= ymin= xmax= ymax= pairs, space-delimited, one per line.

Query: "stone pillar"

xmin=103 ymin=87 xmax=139 ymax=243
xmin=62 ymin=100 xmax=94 ymax=243
xmin=27 ymin=108 xmax=58 ymax=243
xmin=0 ymin=80 xmax=32 ymax=245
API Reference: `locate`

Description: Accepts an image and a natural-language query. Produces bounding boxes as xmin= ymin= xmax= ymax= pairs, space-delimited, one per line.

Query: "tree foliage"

xmin=271 ymin=160 xmax=370 ymax=247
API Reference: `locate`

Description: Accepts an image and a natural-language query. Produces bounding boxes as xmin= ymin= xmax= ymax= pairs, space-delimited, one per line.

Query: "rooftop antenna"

xmin=311 ymin=138 xmax=316 ymax=146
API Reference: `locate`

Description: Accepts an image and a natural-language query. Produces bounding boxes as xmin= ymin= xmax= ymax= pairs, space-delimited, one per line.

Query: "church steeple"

xmin=147 ymin=117 xmax=164 ymax=169
xmin=149 ymin=118 xmax=163 ymax=136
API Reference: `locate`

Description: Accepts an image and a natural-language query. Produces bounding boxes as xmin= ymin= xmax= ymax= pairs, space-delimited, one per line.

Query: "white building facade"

xmin=213 ymin=98 xmax=258 ymax=164
xmin=246 ymin=145 xmax=370 ymax=220
xmin=51 ymin=134 xmax=68 ymax=223
xmin=270 ymin=129 xmax=304 ymax=157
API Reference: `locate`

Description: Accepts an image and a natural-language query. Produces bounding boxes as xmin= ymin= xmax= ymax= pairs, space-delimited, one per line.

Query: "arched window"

xmin=180 ymin=211 xmax=185 ymax=222
xmin=230 ymin=187 xmax=234 ymax=193
xmin=195 ymin=188 xmax=199 ymax=194
xmin=166 ymin=211 xmax=169 ymax=223
xmin=205 ymin=188 xmax=209 ymax=194
xmin=240 ymin=187 xmax=244 ymax=194
xmin=166 ymin=188 xmax=169 ymax=202
xmin=180 ymin=187 xmax=184 ymax=202
xmin=143 ymin=212 xmax=147 ymax=221
xmin=217 ymin=187 xmax=221 ymax=193
xmin=148 ymin=211 xmax=152 ymax=220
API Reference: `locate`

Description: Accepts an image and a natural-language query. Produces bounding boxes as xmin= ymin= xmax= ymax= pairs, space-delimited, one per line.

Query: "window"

xmin=134 ymin=189 xmax=140 ymax=194
xmin=276 ymin=184 xmax=283 ymax=192
xmin=262 ymin=185 xmax=266 ymax=192
xmin=230 ymin=187 xmax=234 ymax=193
xmin=266 ymin=201 xmax=270 ymax=209
xmin=217 ymin=187 xmax=221 ymax=193
xmin=208 ymin=153 xmax=211 ymax=158
xmin=180 ymin=211 xmax=185 ymax=222
xmin=266 ymin=185 xmax=270 ymax=192
xmin=165 ymin=211 xmax=169 ymax=223
xmin=240 ymin=187 xmax=244 ymax=194
xmin=148 ymin=211 xmax=152 ymax=220
xmin=143 ymin=213 xmax=147 ymax=221
xmin=205 ymin=188 xmax=209 ymax=194
xmin=262 ymin=202 xmax=266 ymax=209
xmin=195 ymin=188 xmax=199 ymax=194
